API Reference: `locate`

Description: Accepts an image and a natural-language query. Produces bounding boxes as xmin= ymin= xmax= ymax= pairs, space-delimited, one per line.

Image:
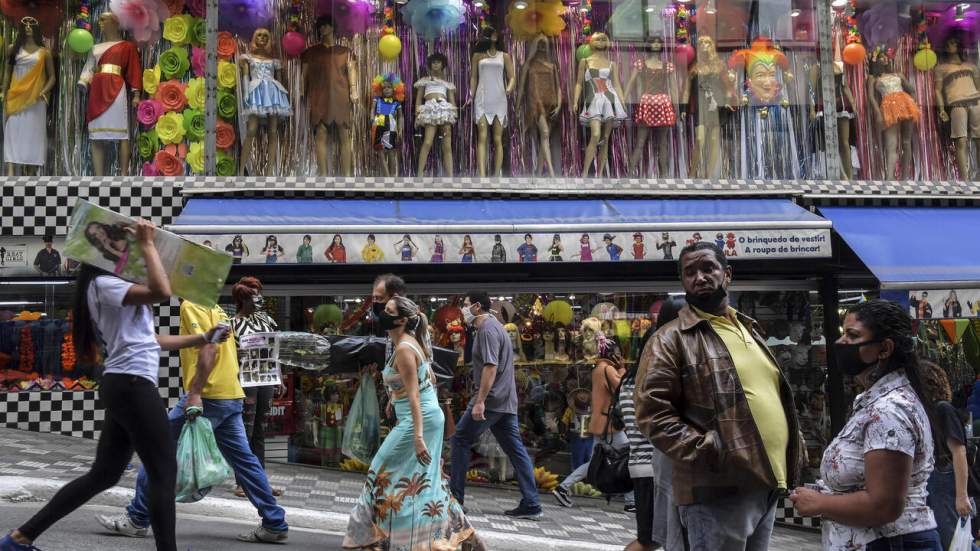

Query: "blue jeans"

xmin=449 ymin=407 xmax=540 ymax=508
xmin=926 ymin=466 xmax=978 ymax=550
xmin=679 ymin=485 xmax=779 ymax=551
xmin=569 ymin=434 xmax=593 ymax=470
xmin=127 ymin=395 xmax=287 ymax=532
xmin=865 ymin=529 xmax=943 ymax=551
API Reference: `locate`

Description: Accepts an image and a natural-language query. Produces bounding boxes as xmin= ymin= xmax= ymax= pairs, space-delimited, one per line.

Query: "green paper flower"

xmin=218 ymin=89 xmax=237 ymax=119
xmin=137 ymin=130 xmax=159 ymax=160
xmin=183 ymin=108 xmax=205 ymax=142
xmin=160 ymin=46 xmax=190 ymax=80
xmin=186 ymin=77 xmax=205 ymax=110
xmin=216 ymin=151 xmax=236 ymax=176
xmin=191 ymin=17 xmax=206 ymax=47
xmin=217 ymin=60 xmax=237 ymax=90
xmin=163 ymin=14 xmax=193 ymax=46
xmin=155 ymin=111 xmax=187 ymax=144
xmin=187 ymin=141 xmax=205 ymax=174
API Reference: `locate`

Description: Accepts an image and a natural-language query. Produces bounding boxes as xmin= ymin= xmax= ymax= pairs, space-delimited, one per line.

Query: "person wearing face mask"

xmin=230 ymin=277 xmax=282 ymax=498
xmin=449 ymin=291 xmax=543 ymax=520
xmin=634 ymin=241 xmax=805 ymax=551
xmin=369 ymin=273 xmax=408 ymax=339
xmin=790 ymin=300 xmax=943 ymax=551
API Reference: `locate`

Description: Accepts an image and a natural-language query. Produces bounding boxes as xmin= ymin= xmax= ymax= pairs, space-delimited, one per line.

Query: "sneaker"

xmin=503 ymin=504 xmax=543 ymax=520
xmin=624 ymin=504 xmax=637 ymax=514
xmin=0 ymin=534 xmax=42 ymax=551
xmin=96 ymin=513 xmax=149 ymax=538
xmin=552 ymin=486 xmax=573 ymax=508
xmin=236 ymin=525 xmax=288 ymax=544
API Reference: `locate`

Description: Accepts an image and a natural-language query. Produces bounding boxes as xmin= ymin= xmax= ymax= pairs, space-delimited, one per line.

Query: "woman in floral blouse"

xmin=790 ymin=300 xmax=941 ymax=551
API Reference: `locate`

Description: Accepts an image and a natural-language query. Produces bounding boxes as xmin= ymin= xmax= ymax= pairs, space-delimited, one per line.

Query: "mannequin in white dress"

xmin=1 ymin=17 xmax=55 ymax=175
xmin=469 ymin=26 xmax=515 ymax=177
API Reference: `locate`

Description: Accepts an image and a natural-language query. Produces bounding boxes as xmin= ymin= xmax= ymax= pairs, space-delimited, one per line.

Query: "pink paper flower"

xmin=191 ymin=47 xmax=206 ymax=77
xmin=142 ymin=161 xmax=161 ymax=176
xmin=136 ymin=99 xmax=164 ymax=126
xmin=109 ymin=0 xmax=170 ymax=44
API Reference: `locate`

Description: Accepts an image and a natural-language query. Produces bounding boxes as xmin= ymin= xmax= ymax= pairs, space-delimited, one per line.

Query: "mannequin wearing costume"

xmin=517 ymin=33 xmax=561 ymax=177
xmin=867 ymin=49 xmax=919 ymax=180
xmin=1 ymin=17 xmax=55 ymax=175
xmin=301 ymin=15 xmax=358 ymax=177
xmin=682 ymin=35 xmax=734 ymax=179
xmin=470 ymin=26 xmax=516 ymax=178
xmin=810 ymin=60 xmax=856 ymax=180
xmin=935 ymin=35 xmax=980 ymax=181
xmin=729 ymin=36 xmax=801 ymax=180
xmin=414 ymin=52 xmax=457 ymax=176
xmin=370 ymin=73 xmax=405 ymax=177
xmin=574 ymin=32 xmax=628 ymax=177
xmin=625 ymin=34 xmax=676 ymax=177
xmin=239 ymin=28 xmax=291 ymax=176
xmin=78 ymin=13 xmax=142 ymax=176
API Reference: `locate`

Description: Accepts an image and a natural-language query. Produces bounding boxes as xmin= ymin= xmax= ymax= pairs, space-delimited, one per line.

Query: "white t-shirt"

xmin=87 ymin=276 xmax=161 ymax=384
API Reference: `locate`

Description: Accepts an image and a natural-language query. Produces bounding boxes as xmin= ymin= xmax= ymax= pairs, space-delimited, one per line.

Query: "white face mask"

xmin=462 ymin=304 xmax=477 ymax=325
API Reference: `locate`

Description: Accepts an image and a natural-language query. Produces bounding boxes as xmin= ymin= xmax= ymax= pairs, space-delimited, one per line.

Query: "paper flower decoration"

xmin=218 ymin=0 xmax=272 ymax=37
xmin=186 ymin=0 xmax=204 ymax=17
xmin=215 ymin=119 xmax=236 ymax=149
xmin=159 ymin=46 xmax=190 ymax=79
xmin=191 ymin=16 xmax=206 ymax=46
xmin=315 ymin=0 xmax=375 ymax=36
xmin=137 ymin=129 xmax=160 ymax=159
xmin=186 ymin=77 xmax=205 ymax=110
xmin=164 ymin=142 xmax=188 ymax=159
xmin=218 ymin=89 xmax=237 ymax=119
xmin=217 ymin=31 xmax=237 ymax=59
xmin=155 ymin=79 xmax=188 ymax=112
xmin=136 ymin=98 xmax=164 ymax=126
xmin=163 ymin=0 xmax=184 ymax=15
xmin=163 ymin=14 xmax=192 ymax=45
xmin=186 ymin=141 xmax=205 ymax=174
xmin=109 ymin=0 xmax=170 ymax=44
xmin=216 ymin=150 xmax=235 ymax=176
xmin=142 ymin=65 xmax=161 ymax=95
xmin=154 ymin=148 xmax=184 ymax=176
xmin=191 ymin=47 xmax=205 ymax=77
xmin=401 ymin=0 xmax=465 ymax=41
xmin=155 ymin=111 xmax=187 ymax=144
xmin=142 ymin=161 xmax=161 ymax=176
xmin=506 ymin=0 xmax=565 ymax=39
xmin=217 ymin=60 xmax=237 ymax=89
xmin=183 ymin=108 xmax=205 ymax=141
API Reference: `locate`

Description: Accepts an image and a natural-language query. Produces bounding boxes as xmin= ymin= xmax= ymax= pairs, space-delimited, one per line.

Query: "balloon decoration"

xmin=282 ymin=0 xmax=304 ymax=58
xmin=67 ymin=0 xmax=94 ymax=53
xmin=575 ymin=43 xmax=592 ymax=60
xmin=378 ymin=0 xmax=400 ymax=61
xmin=842 ymin=0 xmax=865 ymax=66
xmin=542 ymin=300 xmax=573 ymax=326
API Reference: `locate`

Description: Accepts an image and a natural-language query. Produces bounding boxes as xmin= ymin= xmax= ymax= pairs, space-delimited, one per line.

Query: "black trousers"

xmin=19 ymin=374 xmax=178 ymax=551
xmin=241 ymin=385 xmax=274 ymax=469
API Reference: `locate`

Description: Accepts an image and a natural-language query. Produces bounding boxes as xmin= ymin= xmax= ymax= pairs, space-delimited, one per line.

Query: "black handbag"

xmin=586 ymin=372 xmax=633 ymax=496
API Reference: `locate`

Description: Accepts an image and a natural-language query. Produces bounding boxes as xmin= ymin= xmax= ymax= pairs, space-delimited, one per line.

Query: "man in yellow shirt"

xmin=99 ymin=300 xmax=288 ymax=544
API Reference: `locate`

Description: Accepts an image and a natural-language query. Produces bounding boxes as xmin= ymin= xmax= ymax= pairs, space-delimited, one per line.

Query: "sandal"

xmin=461 ymin=535 xmax=487 ymax=551
xmin=234 ymin=486 xmax=246 ymax=498
xmin=272 ymin=487 xmax=283 ymax=497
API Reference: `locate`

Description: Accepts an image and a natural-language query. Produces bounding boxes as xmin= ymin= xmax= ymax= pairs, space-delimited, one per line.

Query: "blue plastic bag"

xmin=175 ymin=407 xmax=233 ymax=503
xmin=341 ymin=374 xmax=380 ymax=464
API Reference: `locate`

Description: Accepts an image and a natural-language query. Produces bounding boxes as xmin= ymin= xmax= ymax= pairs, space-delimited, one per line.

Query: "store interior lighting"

xmin=514 ymin=0 xmax=528 ymax=9
xmin=791 ymin=7 xmax=801 ymax=17
xmin=957 ymin=4 xmax=967 ymax=20
xmin=704 ymin=0 xmax=716 ymax=15
xmin=831 ymin=0 xmax=846 ymax=6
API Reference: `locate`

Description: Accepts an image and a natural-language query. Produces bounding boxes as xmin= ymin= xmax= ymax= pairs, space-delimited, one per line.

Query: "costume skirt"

xmin=416 ymin=97 xmax=458 ymax=126
xmin=634 ymin=93 xmax=676 ymax=127
xmin=881 ymin=92 xmax=920 ymax=128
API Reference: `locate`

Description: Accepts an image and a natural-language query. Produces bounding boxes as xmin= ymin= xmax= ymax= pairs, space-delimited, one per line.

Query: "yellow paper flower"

xmin=186 ymin=141 xmax=205 ymax=174
xmin=155 ymin=111 xmax=187 ymax=145
xmin=186 ymin=77 xmax=206 ymax=110
xmin=217 ymin=60 xmax=237 ymax=90
xmin=163 ymin=14 xmax=193 ymax=46
xmin=143 ymin=65 xmax=161 ymax=96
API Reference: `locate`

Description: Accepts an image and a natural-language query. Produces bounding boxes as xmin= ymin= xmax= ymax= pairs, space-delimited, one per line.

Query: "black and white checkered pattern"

xmin=777 ymin=497 xmax=821 ymax=528
xmin=155 ymin=298 xmax=185 ymax=407
xmin=0 ymin=391 xmax=104 ymax=439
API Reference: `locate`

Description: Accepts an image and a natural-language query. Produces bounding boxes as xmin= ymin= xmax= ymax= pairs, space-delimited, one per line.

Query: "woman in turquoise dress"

xmin=344 ymin=296 xmax=483 ymax=551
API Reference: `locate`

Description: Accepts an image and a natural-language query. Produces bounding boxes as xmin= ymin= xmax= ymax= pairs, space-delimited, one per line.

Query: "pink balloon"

xmin=676 ymin=44 xmax=695 ymax=66
xmin=282 ymin=31 xmax=306 ymax=57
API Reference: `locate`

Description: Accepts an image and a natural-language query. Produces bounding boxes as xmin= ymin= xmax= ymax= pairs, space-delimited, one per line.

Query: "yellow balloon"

xmin=379 ymin=34 xmax=402 ymax=61
xmin=914 ymin=48 xmax=937 ymax=72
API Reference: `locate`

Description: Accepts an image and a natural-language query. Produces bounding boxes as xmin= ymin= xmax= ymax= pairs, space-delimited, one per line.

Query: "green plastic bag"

xmin=341 ymin=374 xmax=380 ymax=464
xmin=175 ymin=407 xmax=234 ymax=503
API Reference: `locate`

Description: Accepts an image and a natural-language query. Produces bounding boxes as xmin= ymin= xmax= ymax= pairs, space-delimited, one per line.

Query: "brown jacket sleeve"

xmin=633 ymin=330 xmax=722 ymax=468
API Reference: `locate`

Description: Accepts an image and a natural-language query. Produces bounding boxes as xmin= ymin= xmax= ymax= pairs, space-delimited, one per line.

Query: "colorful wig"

xmin=371 ymin=73 xmax=406 ymax=102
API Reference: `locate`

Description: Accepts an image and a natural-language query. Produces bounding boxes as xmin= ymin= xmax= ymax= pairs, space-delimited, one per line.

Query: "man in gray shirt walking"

xmin=449 ymin=291 xmax=543 ymax=520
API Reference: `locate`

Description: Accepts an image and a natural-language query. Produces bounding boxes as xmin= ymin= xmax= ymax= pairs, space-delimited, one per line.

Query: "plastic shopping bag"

xmin=175 ymin=408 xmax=233 ymax=503
xmin=950 ymin=516 xmax=974 ymax=551
xmin=341 ymin=374 xmax=380 ymax=464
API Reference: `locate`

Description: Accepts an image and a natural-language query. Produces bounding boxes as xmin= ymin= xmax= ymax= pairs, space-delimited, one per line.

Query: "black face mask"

xmin=372 ymin=301 xmax=386 ymax=319
xmin=833 ymin=340 xmax=882 ymax=377
xmin=685 ymin=286 xmax=728 ymax=313
xmin=378 ymin=311 xmax=403 ymax=331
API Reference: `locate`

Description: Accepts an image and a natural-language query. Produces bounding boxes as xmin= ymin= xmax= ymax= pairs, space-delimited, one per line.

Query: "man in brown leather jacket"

xmin=634 ymin=242 xmax=805 ymax=551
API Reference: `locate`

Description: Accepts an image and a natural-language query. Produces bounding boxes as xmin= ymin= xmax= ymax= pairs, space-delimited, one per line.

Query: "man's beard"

xmin=685 ymin=286 xmax=728 ymax=313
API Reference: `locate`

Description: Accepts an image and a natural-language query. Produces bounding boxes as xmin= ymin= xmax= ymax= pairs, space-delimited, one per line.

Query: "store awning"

xmin=820 ymin=207 xmax=980 ymax=290
xmin=171 ymin=198 xmax=830 ymax=234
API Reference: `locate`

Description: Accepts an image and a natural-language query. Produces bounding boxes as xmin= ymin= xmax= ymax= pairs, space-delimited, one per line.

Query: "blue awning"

xmin=171 ymin=198 xmax=829 ymax=234
xmin=820 ymin=207 xmax=980 ymax=289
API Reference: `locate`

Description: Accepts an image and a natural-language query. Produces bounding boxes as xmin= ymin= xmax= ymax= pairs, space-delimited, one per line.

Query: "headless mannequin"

xmin=682 ymin=36 xmax=734 ymax=179
xmin=414 ymin=54 xmax=456 ymax=176
xmin=574 ymin=32 xmax=625 ymax=177
xmin=84 ymin=14 xmax=138 ymax=176
xmin=1 ymin=18 xmax=55 ymax=176
xmin=302 ymin=18 xmax=358 ymax=176
xmin=809 ymin=61 xmax=855 ymax=179
xmin=516 ymin=33 xmax=561 ymax=177
xmin=239 ymin=28 xmax=283 ymax=176
xmin=470 ymin=27 xmax=516 ymax=178
xmin=935 ymin=37 xmax=980 ymax=181
xmin=867 ymin=57 xmax=917 ymax=180
xmin=625 ymin=36 xmax=675 ymax=177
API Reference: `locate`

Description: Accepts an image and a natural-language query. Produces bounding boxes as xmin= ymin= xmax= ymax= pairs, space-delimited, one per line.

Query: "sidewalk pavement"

xmin=0 ymin=427 xmax=820 ymax=550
